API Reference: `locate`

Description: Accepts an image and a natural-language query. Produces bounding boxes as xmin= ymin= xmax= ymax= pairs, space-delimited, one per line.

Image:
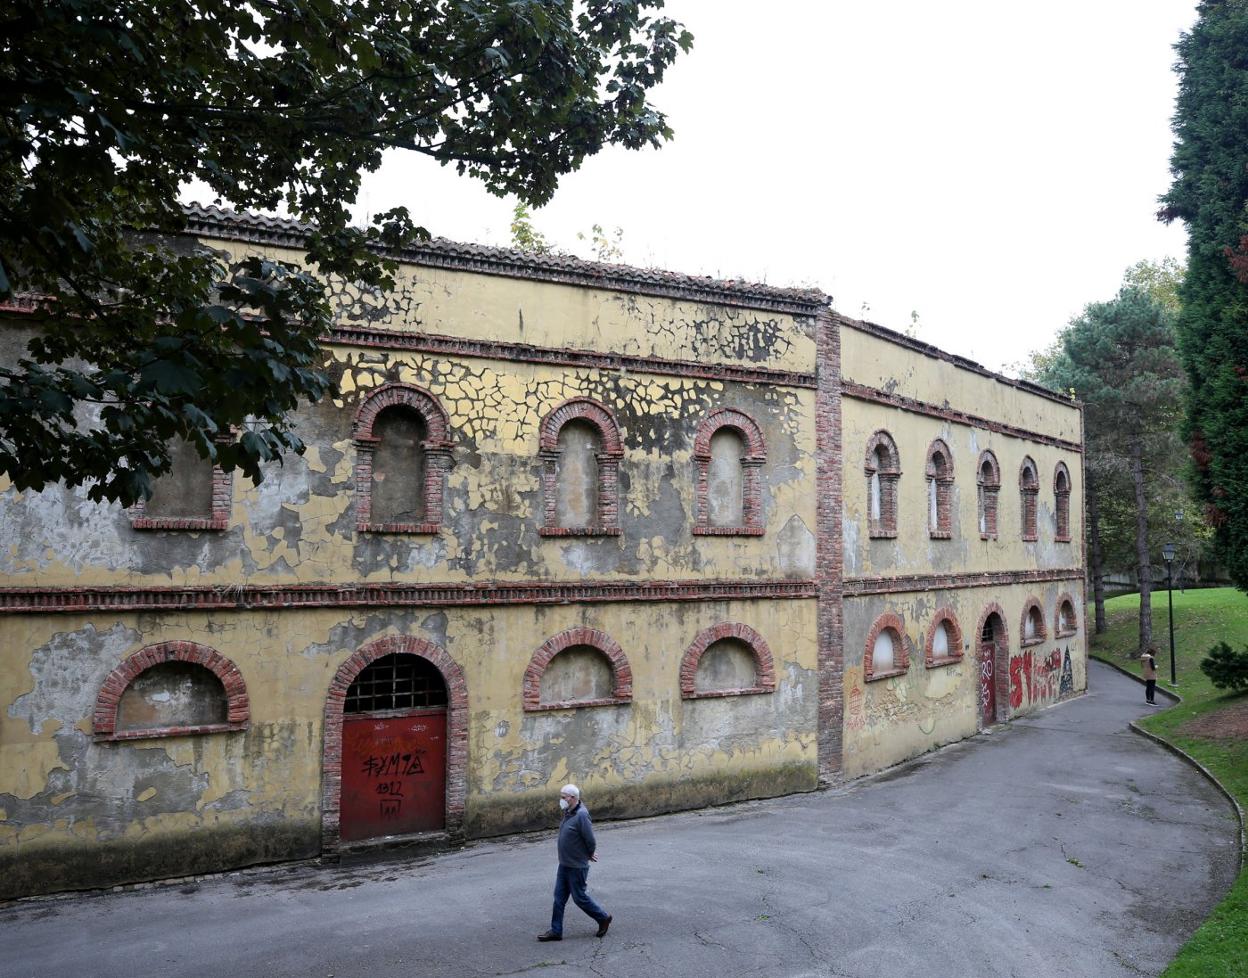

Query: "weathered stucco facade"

xmin=0 ymin=208 xmax=1085 ymax=898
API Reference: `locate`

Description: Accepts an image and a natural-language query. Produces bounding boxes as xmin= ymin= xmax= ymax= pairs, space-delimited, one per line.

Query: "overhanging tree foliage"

xmin=1160 ymin=0 xmax=1248 ymax=591
xmin=0 ymin=1 xmax=691 ymax=504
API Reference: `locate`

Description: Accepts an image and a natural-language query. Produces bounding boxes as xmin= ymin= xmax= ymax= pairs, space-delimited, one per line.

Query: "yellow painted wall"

xmin=0 ymin=597 xmax=816 ymax=896
xmin=842 ymin=581 xmax=1088 ymax=779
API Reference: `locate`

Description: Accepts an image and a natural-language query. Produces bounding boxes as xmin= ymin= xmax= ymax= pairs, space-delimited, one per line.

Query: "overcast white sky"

xmin=351 ymin=1 xmax=1197 ymax=374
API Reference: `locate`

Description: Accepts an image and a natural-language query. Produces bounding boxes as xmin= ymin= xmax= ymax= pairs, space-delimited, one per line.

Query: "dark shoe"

xmin=537 ymin=931 xmax=562 ymax=942
xmin=595 ymin=915 xmax=612 ymax=938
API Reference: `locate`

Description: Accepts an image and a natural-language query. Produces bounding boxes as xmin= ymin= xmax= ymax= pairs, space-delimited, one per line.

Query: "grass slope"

xmin=1089 ymin=587 xmax=1248 ymax=978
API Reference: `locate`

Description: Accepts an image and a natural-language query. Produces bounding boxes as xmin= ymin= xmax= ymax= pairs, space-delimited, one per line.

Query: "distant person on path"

xmin=1142 ymin=647 xmax=1158 ymax=705
xmin=537 ymin=784 xmax=612 ymax=942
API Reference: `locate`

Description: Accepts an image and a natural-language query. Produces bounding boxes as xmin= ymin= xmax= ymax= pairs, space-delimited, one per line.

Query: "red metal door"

xmin=979 ymin=641 xmax=996 ymax=727
xmin=341 ymin=709 xmax=446 ymax=841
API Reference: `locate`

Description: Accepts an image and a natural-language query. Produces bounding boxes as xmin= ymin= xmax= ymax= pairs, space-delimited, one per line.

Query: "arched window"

xmin=1054 ymin=462 xmax=1072 ymax=542
xmin=539 ymin=398 xmax=623 ymax=536
xmin=864 ymin=431 xmax=901 ymax=538
xmin=693 ymin=409 xmax=766 ymax=535
xmin=131 ymin=437 xmax=232 ymax=531
xmin=93 ymin=642 xmax=249 ymax=741
xmin=523 ymin=628 xmax=632 ymax=711
xmin=353 ymin=383 xmax=453 ymax=534
xmin=344 ymin=654 xmax=448 ymax=714
xmin=1019 ymin=457 xmax=1040 ymax=541
xmin=925 ymin=608 xmax=964 ymax=668
xmin=926 ymin=439 xmax=955 ymax=539
xmin=1020 ymin=598 xmax=1046 ymax=646
xmin=680 ymin=623 xmax=777 ymax=699
xmin=864 ymin=612 xmax=908 ymax=681
xmin=977 ymin=450 xmax=1001 ymax=540
xmin=1055 ymin=594 xmax=1078 ymax=637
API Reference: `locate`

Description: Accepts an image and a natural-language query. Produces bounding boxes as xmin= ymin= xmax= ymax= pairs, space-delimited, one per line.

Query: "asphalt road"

xmin=1 ymin=660 xmax=1240 ymax=978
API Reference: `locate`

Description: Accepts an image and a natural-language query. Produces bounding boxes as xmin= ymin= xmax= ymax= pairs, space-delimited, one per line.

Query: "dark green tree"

xmin=1035 ymin=288 xmax=1186 ymax=653
xmin=0 ymin=1 xmax=691 ymax=504
xmin=1160 ymin=0 xmax=1248 ymax=591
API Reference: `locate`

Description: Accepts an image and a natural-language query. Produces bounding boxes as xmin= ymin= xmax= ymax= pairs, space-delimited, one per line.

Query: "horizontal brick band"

xmin=844 ymin=568 xmax=1084 ymax=596
xmin=841 ymin=380 xmax=1083 ymax=453
xmin=327 ymin=325 xmax=818 ymax=390
xmin=0 ymin=579 xmax=818 ymax=615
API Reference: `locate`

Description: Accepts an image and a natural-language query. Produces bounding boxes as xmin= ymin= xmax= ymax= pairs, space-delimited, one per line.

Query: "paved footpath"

xmin=1 ymin=661 xmax=1240 ymax=978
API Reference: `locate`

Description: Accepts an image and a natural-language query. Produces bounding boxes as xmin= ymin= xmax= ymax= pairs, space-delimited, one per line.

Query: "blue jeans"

xmin=550 ymin=864 xmax=608 ymax=935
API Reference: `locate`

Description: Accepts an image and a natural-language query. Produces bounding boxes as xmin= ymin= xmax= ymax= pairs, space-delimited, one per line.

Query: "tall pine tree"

xmin=1160 ymin=0 xmax=1248 ymax=591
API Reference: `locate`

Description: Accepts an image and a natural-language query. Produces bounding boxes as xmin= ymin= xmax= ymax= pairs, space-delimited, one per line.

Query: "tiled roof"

xmin=183 ymin=203 xmax=830 ymax=315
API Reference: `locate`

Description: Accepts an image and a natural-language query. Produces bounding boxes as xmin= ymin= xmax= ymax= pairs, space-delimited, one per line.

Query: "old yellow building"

xmin=0 ymin=207 xmax=1084 ymax=897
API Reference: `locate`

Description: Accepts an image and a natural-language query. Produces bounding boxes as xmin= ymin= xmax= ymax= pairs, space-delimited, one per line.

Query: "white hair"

xmin=560 ymin=784 xmax=581 ymax=798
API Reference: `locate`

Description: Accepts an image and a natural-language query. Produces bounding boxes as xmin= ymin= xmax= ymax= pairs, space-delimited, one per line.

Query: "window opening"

xmin=344 ymin=654 xmax=448 ymax=714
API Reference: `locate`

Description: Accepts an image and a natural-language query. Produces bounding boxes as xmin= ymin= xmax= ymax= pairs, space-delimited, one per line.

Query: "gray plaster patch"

xmin=775 ymin=515 xmax=816 ymax=578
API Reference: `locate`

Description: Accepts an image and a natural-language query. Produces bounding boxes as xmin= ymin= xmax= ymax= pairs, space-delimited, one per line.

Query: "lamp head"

xmin=1162 ymin=543 xmax=1176 ymax=563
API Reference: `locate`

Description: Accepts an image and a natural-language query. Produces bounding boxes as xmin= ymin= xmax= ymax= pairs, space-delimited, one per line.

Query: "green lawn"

xmin=1089 ymin=587 xmax=1248 ymax=978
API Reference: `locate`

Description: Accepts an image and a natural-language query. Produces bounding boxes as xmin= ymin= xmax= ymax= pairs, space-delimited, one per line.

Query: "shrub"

xmin=1199 ymin=642 xmax=1248 ymax=692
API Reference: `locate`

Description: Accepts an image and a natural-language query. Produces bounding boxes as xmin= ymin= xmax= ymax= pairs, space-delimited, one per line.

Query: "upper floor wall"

xmin=838 ymin=317 xmax=1083 ymax=579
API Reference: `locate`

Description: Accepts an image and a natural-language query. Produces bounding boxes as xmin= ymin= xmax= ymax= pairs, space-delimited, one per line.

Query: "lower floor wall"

xmin=0 ymin=583 xmax=1088 ymax=899
xmin=841 ymin=580 xmax=1088 ymax=779
xmin=0 ymin=598 xmax=819 ymax=899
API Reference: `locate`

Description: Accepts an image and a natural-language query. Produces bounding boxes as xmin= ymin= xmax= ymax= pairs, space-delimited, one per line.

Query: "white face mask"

xmin=559 ymin=798 xmax=569 ymax=811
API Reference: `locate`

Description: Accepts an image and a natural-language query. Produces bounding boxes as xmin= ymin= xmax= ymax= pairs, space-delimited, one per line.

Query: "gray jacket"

xmin=557 ymin=803 xmax=597 ymax=869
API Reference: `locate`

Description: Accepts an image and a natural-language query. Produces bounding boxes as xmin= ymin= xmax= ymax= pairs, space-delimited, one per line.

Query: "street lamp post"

xmin=1162 ymin=543 xmax=1177 ymax=686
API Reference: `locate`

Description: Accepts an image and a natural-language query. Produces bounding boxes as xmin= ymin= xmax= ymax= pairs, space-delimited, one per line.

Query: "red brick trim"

xmin=1019 ymin=596 xmax=1047 ymax=647
xmin=977 ymin=450 xmax=1001 ymax=540
xmin=815 ymin=310 xmax=845 ymax=783
xmin=1053 ymin=462 xmax=1072 ymax=542
xmin=864 ymin=429 xmax=900 ymax=538
xmin=843 ymin=567 xmax=1083 ymax=596
xmin=0 ymin=578 xmax=818 ymax=615
xmin=975 ymin=602 xmax=1011 ymax=725
xmin=925 ymin=438 xmax=955 ymax=539
xmin=321 ymin=635 xmax=468 ymax=850
xmin=130 ymin=464 xmax=232 ymax=531
xmin=842 ymin=380 xmax=1083 ymax=454
xmin=693 ymin=408 xmax=767 ymax=535
xmin=327 ymin=326 xmax=818 ymax=390
xmin=522 ymin=628 xmax=633 ymax=712
xmin=93 ymin=641 xmax=249 ymax=741
xmin=1054 ymin=592 xmax=1078 ymax=637
xmin=538 ymin=397 xmax=623 ymax=536
xmin=1019 ymin=457 xmax=1040 ymax=542
xmin=924 ymin=607 xmax=964 ymax=668
xmin=864 ymin=612 xmax=909 ymax=681
xmin=352 ymin=383 xmax=453 ymax=534
xmin=679 ymin=622 xmax=777 ymax=699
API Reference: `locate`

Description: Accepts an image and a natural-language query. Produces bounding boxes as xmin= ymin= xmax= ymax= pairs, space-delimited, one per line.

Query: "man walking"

xmin=1142 ymin=646 xmax=1158 ymax=705
xmin=537 ymin=784 xmax=612 ymax=942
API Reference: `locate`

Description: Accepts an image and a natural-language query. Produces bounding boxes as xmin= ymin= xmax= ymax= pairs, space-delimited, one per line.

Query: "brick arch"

xmin=977 ymin=450 xmax=1001 ymax=539
xmin=693 ymin=409 xmax=767 ymax=535
xmin=924 ymin=607 xmax=964 ymax=667
xmin=93 ymin=641 xmax=249 ymax=741
xmin=321 ymin=635 xmax=468 ymax=849
xmin=925 ymin=438 xmax=955 ymax=539
xmin=693 ymin=408 xmax=766 ymax=459
xmin=864 ymin=430 xmax=900 ymax=474
xmin=1019 ymin=596 xmax=1047 ymax=647
xmin=352 ymin=383 xmax=451 ymax=443
xmin=538 ymin=397 xmax=623 ymax=456
xmin=1053 ymin=461 xmax=1072 ymax=542
xmin=975 ymin=602 xmax=1010 ymax=725
xmin=538 ymin=398 xmax=623 ymax=536
xmin=679 ymin=622 xmax=777 ymax=699
xmin=352 ymin=384 xmax=453 ymax=534
xmin=1055 ymin=591 xmax=1078 ymax=637
xmin=864 ymin=611 xmax=909 ymax=682
xmin=522 ymin=627 xmax=632 ymax=711
xmin=1019 ymin=456 xmax=1040 ymax=490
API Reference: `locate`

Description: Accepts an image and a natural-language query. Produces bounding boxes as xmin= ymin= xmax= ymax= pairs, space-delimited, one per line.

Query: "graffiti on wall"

xmin=1009 ymin=647 xmax=1068 ymax=710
